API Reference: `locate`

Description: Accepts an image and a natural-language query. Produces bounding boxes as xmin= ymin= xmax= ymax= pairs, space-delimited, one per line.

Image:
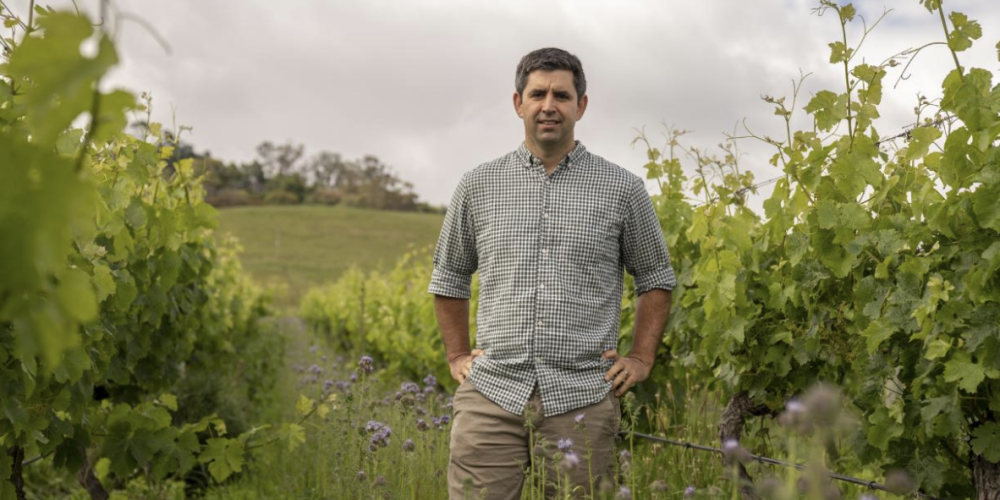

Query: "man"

xmin=428 ymin=47 xmax=675 ymax=499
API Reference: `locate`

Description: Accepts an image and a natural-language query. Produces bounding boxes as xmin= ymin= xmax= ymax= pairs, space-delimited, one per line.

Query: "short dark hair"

xmin=514 ymin=48 xmax=586 ymax=101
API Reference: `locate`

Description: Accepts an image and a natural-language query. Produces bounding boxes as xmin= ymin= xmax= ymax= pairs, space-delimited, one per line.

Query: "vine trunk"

xmin=77 ymin=445 xmax=109 ymax=500
xmin=5 ymin=446 xmax=25 ymax=500
xmin=719 ymin=391 xmax=771 ymax=500
xmin=972 ymin=454 xmax=1000 ymax=500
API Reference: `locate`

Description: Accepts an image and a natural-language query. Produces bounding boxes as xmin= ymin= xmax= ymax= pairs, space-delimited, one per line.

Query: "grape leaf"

xmin=296 ymin=394 xmax=315 ymax=418
xmin=947 ymin=12 xmax=982 ymax=52
xmin=805 ymin=90 xmax=847 ymax=132
xmin=943 ymin=351 xmax=987 ymax=393
xmin=4 ymin=12 xmax=118 ymax=144
xmin=970 ymin=422 xmax=1000 ymax=462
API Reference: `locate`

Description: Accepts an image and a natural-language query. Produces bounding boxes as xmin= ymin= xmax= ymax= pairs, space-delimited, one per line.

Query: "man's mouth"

xmin=539 ymin=120 xmax=560 ymax=127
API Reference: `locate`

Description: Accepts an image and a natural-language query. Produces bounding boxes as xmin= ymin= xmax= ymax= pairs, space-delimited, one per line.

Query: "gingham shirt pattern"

xmin=428 ymin=141 xmax=676 ymax=417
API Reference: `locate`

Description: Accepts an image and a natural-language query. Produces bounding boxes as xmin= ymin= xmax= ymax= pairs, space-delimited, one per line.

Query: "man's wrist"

xmin=448 ymin=351 xmax=471 ymax=364
xmin=629 ymin=353 xmax=655 ymax=368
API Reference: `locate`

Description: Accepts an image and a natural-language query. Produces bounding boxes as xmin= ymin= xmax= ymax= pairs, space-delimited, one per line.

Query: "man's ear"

xmin=576 ymin=94 xmax=589 ymax=120
xmin=513 ymin=92 xmax=524 ymax=118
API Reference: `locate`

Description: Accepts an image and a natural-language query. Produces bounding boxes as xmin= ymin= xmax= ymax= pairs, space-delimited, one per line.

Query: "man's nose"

xmin=541 ymin=93 xmax=556 ymax=112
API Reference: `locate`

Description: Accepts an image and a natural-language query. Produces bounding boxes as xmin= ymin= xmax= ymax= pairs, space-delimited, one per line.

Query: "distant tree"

xmin=142 ymin=135 xmax=428 ymax=211
xmin=307 ymin=151 xmax=348 ymax=188
xmin=256 ymin=141 xmax=305 ymax=178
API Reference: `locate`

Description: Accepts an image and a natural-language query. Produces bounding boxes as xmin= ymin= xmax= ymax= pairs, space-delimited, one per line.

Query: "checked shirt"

xmin=428 ymin=141 xmax=676 ymax=417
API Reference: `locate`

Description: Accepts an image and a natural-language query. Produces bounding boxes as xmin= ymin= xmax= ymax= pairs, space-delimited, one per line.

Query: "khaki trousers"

xmin=448 ymin=381 xmax=620 ymax=500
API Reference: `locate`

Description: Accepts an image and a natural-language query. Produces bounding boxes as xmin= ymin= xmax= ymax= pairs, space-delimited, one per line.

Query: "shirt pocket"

xmin=564 ymin=207 xmax=619 ymax=268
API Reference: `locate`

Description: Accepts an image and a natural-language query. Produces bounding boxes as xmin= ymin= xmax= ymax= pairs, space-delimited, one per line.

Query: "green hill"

xmin=217 ymin=205 xmax=445 ymax=308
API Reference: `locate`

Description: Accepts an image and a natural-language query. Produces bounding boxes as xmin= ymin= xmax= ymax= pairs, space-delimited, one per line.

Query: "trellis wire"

xmin=631 ymin=431 xmax=952 ymax=500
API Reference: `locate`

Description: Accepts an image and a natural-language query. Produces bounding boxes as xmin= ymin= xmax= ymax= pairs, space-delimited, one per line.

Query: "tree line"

xmin=163 ymin=134 xmax=442 ymax=213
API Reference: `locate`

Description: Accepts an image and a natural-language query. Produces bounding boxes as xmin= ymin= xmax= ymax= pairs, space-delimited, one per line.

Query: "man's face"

xmin=514 ymin=69 xmax=588 ymax=150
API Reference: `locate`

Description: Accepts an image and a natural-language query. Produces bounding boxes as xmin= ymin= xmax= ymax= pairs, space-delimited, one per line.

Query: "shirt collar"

xmin=517 ymin=141 xmax=587 ymax=171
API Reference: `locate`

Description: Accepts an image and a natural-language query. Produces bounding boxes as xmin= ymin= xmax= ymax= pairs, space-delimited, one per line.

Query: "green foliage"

xmin=0 ymin=8 xmax=289 ymax=498
xmin=300 ymin=248 xmax=479 ymax=391
xmin=633 ymin=3 xmax=1000 ymax=496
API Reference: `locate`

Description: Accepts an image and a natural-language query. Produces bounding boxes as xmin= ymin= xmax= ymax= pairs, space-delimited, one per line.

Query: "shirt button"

xmin=539 ymin=284 xmax=545 ymax=289
xmin=537 ymin=320 xmax=544 ymax=326
xmin=541 ymin=248 xmax=548 ymax=254
xmin=542 ymin=213 xmax=548 ymax=218
xmin=545 ymin=180 xmax=551 ymax=185
xmin=536 ymin=356 xmax=543 ymax=363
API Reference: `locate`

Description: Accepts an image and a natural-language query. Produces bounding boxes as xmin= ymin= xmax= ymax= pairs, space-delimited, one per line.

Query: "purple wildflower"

xmin=423 ymin=374 xmax=437 ymax=388
xmin=574 ymin=413 xmax=585 ymax=424
xmin=309 ymin=363 xmax=323 ymax=375
xmin=349 ymin=372 xmax=358 ymax=382
xmin=402 ymin=382 xmax=420 ymax=394
xmin=308 ymin=344 xmax=318 ymax=353
xmin=336 ymin=380 xmax=351 ymax=392
xmin=323 ymin=379 xmax=334 ymax=392
xmin=619 ymin=449 xmax=631 ymax=462
xmin=358 ymin=355 xmax=374 ymax=374
xmin=416 ymin=418 xmax=429 ymax=431
xmin=557 ymin=438 xmax=573 ymax=452
xmin=356 ymin=470 xmax=366 ymax=481
xmin=616 ymin=486 xmax=632 ymax=499
xmin=560 ymin=451 xmax=581 ymax=470
xmin=684 ymin=486 xmax=696 ymax=498
xmin=367 ymin=422 xmax=392 ymax=448
xmin=402 ymin=438 xmax=415 ymax=452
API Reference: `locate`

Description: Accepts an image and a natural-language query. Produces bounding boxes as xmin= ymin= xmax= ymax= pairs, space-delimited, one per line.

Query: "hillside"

xmin=217 ymin=205 xmax=445 ymax=308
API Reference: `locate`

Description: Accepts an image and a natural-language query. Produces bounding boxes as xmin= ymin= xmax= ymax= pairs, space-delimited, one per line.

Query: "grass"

xmin=201 ymin=317 xmax=890 ymax=500
xmin=216 ymin=205 xmax=444 ymax=309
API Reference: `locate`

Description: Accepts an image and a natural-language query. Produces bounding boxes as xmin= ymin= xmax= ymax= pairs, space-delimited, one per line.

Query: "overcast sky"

xmin=10 ymin=0 xmax=1000 ymax=207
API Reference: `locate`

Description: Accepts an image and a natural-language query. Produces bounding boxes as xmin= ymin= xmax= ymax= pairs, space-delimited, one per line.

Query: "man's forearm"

xmin=629 ymin=288 xmax=672 ymax=365
xmin=434 ymin=295 xmax=471 ymax=363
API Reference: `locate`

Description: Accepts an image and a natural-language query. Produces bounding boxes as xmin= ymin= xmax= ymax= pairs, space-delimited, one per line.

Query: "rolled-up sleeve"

xmin=428 ymin=173 xmax=478 ymax=299
xmin=620 ymin=177 xmax=676 ymax=294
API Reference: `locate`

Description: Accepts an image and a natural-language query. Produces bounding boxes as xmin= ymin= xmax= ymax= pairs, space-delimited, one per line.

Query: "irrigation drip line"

xmin=630 ymin=431 xmax=952 ymax=500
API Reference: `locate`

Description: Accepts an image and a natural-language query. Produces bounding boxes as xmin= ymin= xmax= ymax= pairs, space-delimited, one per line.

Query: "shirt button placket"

xmin=535 ymin=170 xmax=550 ymax=379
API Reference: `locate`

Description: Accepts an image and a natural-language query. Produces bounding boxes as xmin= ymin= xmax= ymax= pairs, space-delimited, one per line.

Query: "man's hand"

xmin=449 ymin=348 xmax=485 ymax=384
xmin=603 ymin=349 xmax=651 ymax=397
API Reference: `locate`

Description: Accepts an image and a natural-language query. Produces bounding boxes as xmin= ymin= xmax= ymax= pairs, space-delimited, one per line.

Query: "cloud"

xmin=7 ymin=0 xmax=999 ymax=208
